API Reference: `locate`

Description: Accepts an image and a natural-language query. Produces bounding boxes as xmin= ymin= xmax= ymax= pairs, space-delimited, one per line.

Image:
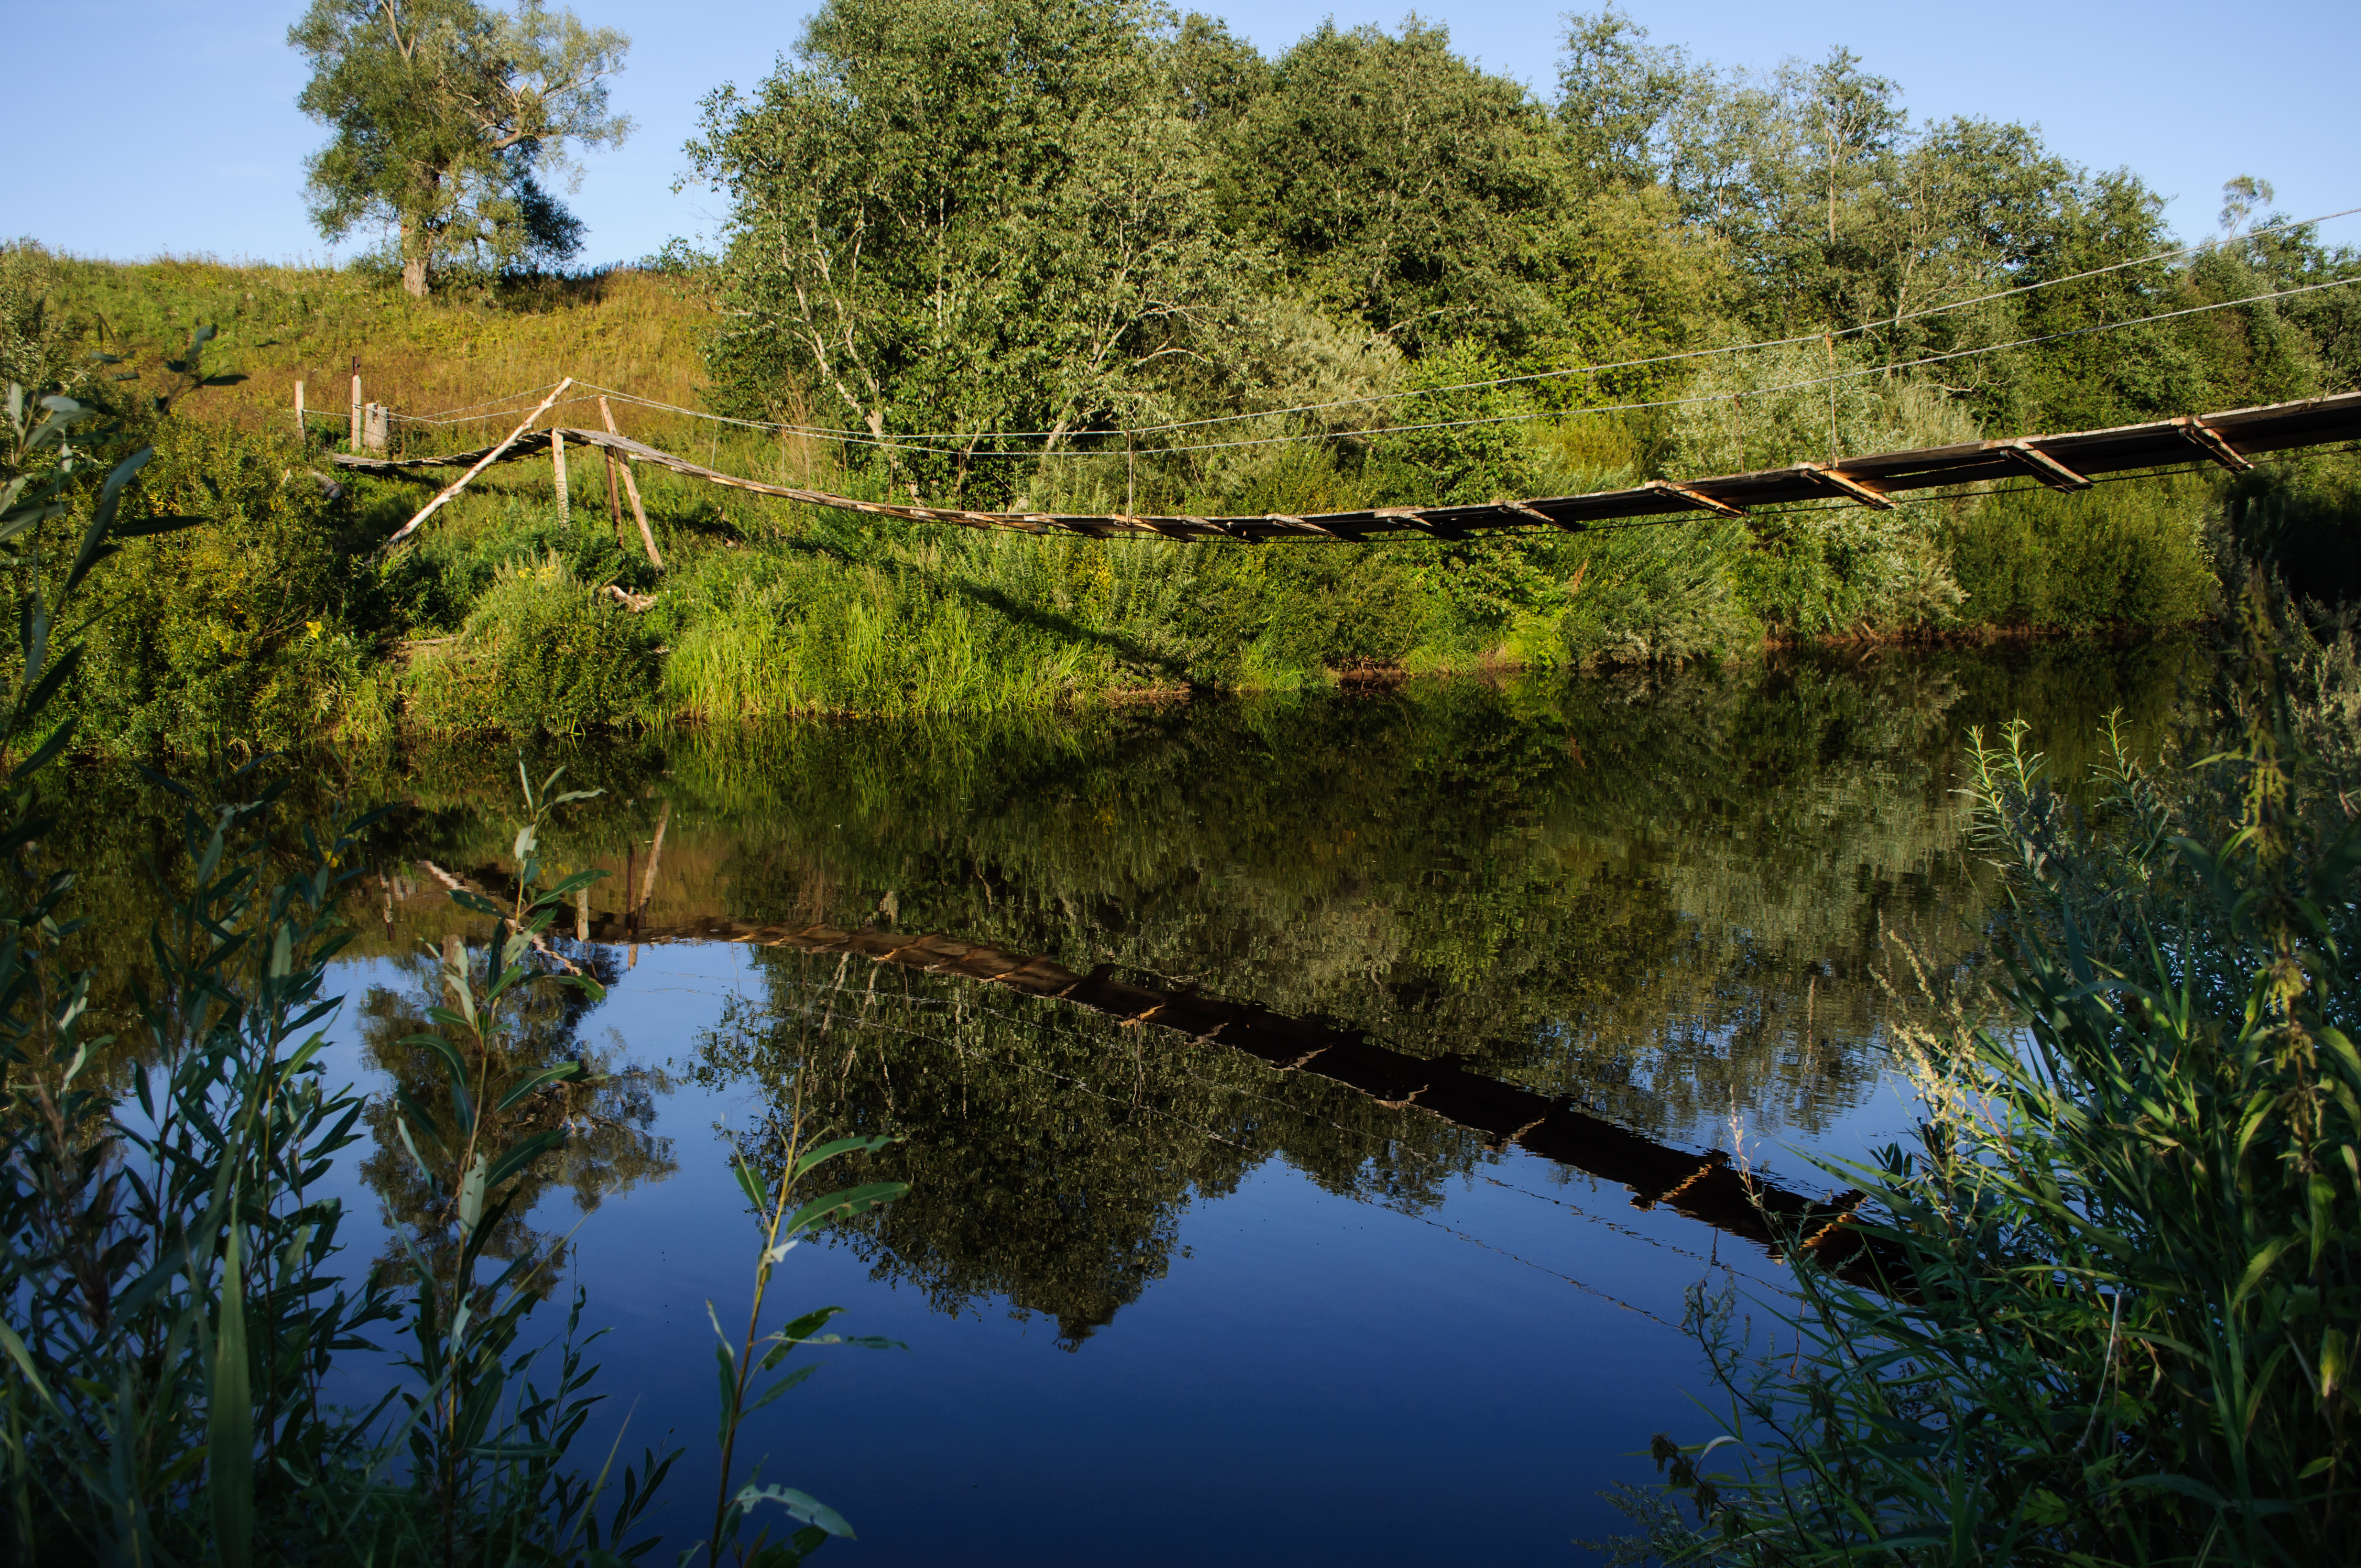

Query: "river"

xmin=61 ymin=638 xmax=2200 ymax=1563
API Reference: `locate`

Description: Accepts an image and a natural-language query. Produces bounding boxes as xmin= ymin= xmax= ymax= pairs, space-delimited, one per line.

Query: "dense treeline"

xmin=5 ymin=2 xmax=2359 ymax=750
xmin=689 ymin=3 xmax=2358 ymax=476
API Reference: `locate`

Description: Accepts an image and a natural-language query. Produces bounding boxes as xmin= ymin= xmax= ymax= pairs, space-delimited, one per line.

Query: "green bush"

xmin=2219 ymin=453 xmax=2361 ymax=605
xmin=402 ymin=552 xmax=658 ymax=735
xmin=375 ymin=490 xmax=656 ymax=635
xmin=1943 ymin=474 xmax=2217 ymax=630
xmin=68 ymin=417 xmax=379 ymax=752
xmin=1611 ymin=593 xmax=2361 ymax=1566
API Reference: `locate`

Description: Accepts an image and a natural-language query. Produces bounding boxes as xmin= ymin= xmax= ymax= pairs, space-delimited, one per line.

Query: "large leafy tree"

xmin=290 ymin=0 xmax=632 ymax=296
xmin=689 ymin=0 xmax=1264 ymax=498
xmin=1216 ymin=19 xmax=1566 ymax=357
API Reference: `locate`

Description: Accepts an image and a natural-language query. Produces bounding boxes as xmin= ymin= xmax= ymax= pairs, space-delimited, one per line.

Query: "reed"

xmin=1607 ymin=582 xmax=2361 ymax=1566
xmin=0 ymin=385 xmax=906 ymax=1564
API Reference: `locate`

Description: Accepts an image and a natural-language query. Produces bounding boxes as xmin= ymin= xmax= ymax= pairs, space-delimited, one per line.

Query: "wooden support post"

xmin=293 ymin=379 xmax=304 ymax=439
xmin=362 ymin=401 xmax=390 ymax=454
xmin=599 ymin=396 xmax=625 ymax=547
xmin=349 ymin=360 xmax=362 ymax=452
xmin=379 ymin=378 xmax=573 ymax=553
xmin=552 ymin=427 xmax=569 ymax=515
xmin=599 ymin=398 xmax=663 ymax=572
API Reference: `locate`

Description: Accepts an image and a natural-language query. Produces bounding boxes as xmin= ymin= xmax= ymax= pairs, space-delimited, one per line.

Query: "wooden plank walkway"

xmin=334 ymin=389 xmax=2361 ymax=545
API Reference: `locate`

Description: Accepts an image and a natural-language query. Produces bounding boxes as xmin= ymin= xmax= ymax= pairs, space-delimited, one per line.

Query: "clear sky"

xmin=7 ymin=0 xmax=2355 ymax=269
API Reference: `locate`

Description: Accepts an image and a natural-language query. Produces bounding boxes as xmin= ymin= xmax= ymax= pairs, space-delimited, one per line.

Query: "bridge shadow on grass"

xmin=943 ymin=575 xmax=1199 ymax=688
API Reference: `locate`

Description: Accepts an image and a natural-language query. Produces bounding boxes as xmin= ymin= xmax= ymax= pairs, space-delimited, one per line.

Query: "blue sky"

xmin=8 ymin=0 xmax=2355 ymax=268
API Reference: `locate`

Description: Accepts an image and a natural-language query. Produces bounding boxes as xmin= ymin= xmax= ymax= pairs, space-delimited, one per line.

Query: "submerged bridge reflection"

xmin=519 ymin=887 xmax=1882 ymax=1272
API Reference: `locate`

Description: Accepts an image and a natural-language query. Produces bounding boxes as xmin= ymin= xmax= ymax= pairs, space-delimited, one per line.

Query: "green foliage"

xmin=0 ymin=243 xmax=85 ymax=397
xmin=403 ymin=552 xmax=659 ymax=736
xmin=1217 ymin=18 xmax=1564 ymax=356
xmin=1945 ymin=475 xmax=2219 ymax=630
xmin=67 ymin=417 xmax=380 ymax=753
xmin=687 ymin=0 xmax=1261 ymax=501
xmin=2219 ymin=453 xmax=2361 ymax=606
xmin=290 ymin=0 xmax=632 ymax=295
xmin=32 ymin=4 xmax=2361 ymax=744
xmin=1613 ymin=589 xmax=2361 ymax=1565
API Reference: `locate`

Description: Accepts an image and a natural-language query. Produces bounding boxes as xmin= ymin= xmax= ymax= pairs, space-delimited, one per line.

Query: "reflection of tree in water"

xmin=29 ymin=643 xmax=2207 ymax=1338
xmin=357 ymin=939 xmax=677 ymax=1295
xmin=678 ymin=651 xmax=2208 ymax=1343
xmin=689 ymin=657 xmax=2037 ymax=1146
xmin=697 ymin=954 xmax=1485 ymax=1348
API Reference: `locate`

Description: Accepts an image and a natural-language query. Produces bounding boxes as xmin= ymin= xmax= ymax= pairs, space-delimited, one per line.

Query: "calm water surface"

xmin=78 ymin=644 xmax=2200 ymax=1563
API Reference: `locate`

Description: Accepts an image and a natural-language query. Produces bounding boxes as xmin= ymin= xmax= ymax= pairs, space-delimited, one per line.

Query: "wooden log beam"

xmin=2178 ymin=414 xmax=2254 ymax=473
xmin=1999 ymin=440 xmax=2092 ymax=492
xmin=1798 ymin=462 xmax=1900 ymax=510
xmin=1642 ymin=478 xmax=1747 ymax=520
xmin=600 ymin=397 xmax=664 ymax=572
xmin=380 ymin=378 xmax=573 ymax=553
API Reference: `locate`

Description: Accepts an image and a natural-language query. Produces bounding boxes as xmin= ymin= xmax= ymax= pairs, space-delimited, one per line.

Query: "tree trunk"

xmin=398 ymin=214 xmax=431 ymax=298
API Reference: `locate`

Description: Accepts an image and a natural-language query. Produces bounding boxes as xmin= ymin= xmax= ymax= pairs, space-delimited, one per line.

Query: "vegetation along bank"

xmin=7 ymin=1 xmax=2361 ymax=758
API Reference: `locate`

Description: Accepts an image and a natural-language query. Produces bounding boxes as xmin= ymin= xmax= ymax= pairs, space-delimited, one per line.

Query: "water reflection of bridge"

xmin=480 ymin=875 xmax=1878 ymax=1271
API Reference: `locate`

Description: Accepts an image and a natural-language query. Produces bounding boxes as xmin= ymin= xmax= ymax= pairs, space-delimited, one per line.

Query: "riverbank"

xmin=8 ymin=250 xmax=2351 ymax=754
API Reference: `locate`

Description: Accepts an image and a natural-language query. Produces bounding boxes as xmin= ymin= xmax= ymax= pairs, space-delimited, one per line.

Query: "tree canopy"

xmin=674 ymin=0 xmax=2358 ymax=537
xmin=290 ymin=0 xmax=632 ymax=296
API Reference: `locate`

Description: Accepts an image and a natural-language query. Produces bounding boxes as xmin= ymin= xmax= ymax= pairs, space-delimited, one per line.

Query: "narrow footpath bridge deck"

xmin=336 ymin=388 xmax=2361 ymax=546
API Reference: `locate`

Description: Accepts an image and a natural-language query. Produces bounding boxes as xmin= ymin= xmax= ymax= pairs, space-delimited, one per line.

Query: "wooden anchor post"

xmin=599 ymin=396 xmax=625 ymax=547
xmin=552 ymin=427 xmax=569 ymax=515
xmin=600 ymin=396 xmax=663 ymax=572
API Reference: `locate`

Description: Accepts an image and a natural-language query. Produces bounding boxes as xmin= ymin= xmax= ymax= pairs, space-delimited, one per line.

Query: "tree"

xmin=1556 ymin=8 xmax=1704 ymax=195
xmin=1217 ymin=18 xmax=1566 ymax=356
xmin=688 ymin=0 xmax=1264 ymax=499
xmin=290 ymin=0 xmax=631 ymax=297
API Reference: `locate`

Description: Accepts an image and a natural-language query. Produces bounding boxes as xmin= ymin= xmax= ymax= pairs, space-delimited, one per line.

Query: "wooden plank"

xmin=379 ymin=378 xmax=573 ymax=553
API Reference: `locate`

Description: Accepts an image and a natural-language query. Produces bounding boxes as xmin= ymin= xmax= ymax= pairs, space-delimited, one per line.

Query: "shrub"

xmin=1610 ymin=587 xmax=2361 ymax=1566
xmin=2219 ymin=453 xmax=2361 ymax=605
xmin=69 ymin=417 xmax=379 ymax=752
xmin=402 ymin=552 xmax=658 ymax=736
xmin=1944 ymin=473 xmax=2217 ymax=631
